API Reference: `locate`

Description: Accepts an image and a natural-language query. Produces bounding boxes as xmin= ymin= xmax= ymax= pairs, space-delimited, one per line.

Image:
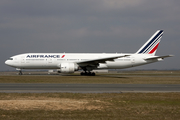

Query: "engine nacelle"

xmin=59 ymin=63 xmax=79 ymax=73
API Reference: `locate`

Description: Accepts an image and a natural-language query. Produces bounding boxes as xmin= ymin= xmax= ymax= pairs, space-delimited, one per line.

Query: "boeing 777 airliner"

xmin=5 ymin=30 xmax=173 ymax=76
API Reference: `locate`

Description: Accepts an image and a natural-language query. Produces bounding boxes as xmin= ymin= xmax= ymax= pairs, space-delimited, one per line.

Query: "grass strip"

xmin=0 ymin=93 xmax=180 ymax=120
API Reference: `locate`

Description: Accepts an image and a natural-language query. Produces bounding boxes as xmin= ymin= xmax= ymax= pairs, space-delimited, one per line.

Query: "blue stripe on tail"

xmin=138 ymin=30 xmax=163 ymax=54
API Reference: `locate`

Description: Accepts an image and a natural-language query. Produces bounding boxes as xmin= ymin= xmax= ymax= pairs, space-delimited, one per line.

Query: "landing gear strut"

xmin=19 ymin=70 xmax=22 ymax=75
xmin=16 ymin=68 xmax=22 ymax=75
xmin=80 ymin=72 xmax=95 ymax=76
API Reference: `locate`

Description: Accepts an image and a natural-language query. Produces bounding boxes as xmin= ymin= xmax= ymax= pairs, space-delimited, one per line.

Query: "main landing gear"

xmin=80 ymin=72 xmax=96 ymax=76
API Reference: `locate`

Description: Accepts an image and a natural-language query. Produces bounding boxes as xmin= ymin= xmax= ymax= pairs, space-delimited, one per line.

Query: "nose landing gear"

xmin=16 ymin=68 xmax=22 ymax=75
xmin=19 ymin=70 xmax=22 ymax=75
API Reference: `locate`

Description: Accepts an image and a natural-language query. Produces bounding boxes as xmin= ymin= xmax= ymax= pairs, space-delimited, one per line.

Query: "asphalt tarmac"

xmin=0 ymin=83 xmax=180 ymax=93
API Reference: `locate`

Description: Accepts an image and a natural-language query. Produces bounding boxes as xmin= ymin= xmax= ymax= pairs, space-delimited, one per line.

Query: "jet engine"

xmin=58 ymin=63 xmax=79 ymax=73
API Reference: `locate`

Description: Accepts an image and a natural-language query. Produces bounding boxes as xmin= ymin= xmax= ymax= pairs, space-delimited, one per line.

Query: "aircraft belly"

xmin=20 ymin=62 xmax=59 ymax=69
xmin=106 ymin=61 xmax=132 ymax=69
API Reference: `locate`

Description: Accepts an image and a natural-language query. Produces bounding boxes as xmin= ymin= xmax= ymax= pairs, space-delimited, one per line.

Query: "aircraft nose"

xmin=5 ymin=60 xmax=9 ymax=65
xmin=5 ymin=59 xmax=17 ymax=68
xmin=5 ymin=60 xmax=12 ymax=66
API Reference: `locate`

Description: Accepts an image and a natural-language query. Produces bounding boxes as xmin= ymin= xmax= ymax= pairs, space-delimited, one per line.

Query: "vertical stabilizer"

xmin=136 ymin=30 xmax=164 ymax=55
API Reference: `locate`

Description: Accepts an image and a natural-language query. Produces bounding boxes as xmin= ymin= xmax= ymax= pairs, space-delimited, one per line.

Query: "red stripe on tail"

xmin=148 ymin=43 xmax=159 ymax=54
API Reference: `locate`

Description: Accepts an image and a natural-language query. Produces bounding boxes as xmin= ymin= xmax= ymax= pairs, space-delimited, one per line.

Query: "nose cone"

xmin=5 ymin=60 xmax=12 ymax=67
xmin=5 ymin=60 xmax=9 ymax=65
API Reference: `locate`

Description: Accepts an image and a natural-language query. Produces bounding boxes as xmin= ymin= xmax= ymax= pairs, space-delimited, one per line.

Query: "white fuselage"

xmin=5 ymin=53 xmax=159 ymax=70
xmin=4 ymin=30 xmax=173 ymax=75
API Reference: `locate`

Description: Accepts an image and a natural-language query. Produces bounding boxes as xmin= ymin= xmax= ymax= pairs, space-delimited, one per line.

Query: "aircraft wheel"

xmin=80 ymin=72 xmax=84 ymax=76
xmin=80 ymin=72 xmax=95 ymax=76
xmin=91 ymin=72 xmax=95 ymax=76
xmin=19 ymin=71 xmax=22 ymax=75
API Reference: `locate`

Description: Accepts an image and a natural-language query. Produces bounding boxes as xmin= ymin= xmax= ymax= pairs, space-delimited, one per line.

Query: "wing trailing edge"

xmin=77 ymin=55 xmax=130 ymax=66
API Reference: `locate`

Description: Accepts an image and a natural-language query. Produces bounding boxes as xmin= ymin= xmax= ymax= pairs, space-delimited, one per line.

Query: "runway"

xmin=0 ymin=83 xmax=180 ymax=93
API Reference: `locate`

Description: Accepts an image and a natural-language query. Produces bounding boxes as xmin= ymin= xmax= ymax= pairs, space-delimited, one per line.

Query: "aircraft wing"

xmin=144 ymin=55 xmax=174 ymax=60
xmin=77 ymin=55 xmax=130 ymax=66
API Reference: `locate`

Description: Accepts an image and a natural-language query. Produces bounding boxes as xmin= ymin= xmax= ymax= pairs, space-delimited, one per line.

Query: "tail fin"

xmin=136 ymin=30 xmax=164 ymax=55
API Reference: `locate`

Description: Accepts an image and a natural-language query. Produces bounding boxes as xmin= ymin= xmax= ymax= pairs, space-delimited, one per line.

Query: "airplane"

xmin=5 ymin=30 xmax=173 ymax=76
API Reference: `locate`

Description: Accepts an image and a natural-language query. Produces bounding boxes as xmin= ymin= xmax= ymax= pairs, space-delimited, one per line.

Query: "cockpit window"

xmin=8 ymin=58 xmax=13 ymax=60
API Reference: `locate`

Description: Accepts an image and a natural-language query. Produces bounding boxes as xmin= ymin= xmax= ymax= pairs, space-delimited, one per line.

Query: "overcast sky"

xmin=1 ymin=0 xmax=179 ymax=71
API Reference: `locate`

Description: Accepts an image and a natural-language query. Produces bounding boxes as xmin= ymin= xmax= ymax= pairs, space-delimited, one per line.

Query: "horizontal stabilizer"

xmin=144 ymin=55 xmax=174 ymax=60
